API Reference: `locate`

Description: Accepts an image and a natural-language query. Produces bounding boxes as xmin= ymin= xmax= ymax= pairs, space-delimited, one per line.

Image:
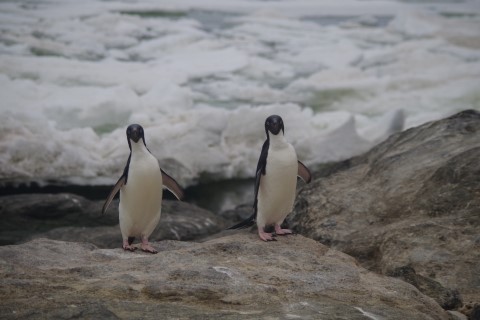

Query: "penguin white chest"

xmin=119 ymin=150 xmax=163 ymax=238
xmin=257 ymin=141 xmax=298 ymax=226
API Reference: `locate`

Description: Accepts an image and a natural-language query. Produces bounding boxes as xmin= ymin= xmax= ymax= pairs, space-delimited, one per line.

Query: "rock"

xmin=0 ymin=193 xmax=227 ymax=247
xmin=471 ymin=304 xmax=480 ymax=320
xmin=387 ymin=265 xmax=462 ymax=310
xmin=460 ymin=302 xmax=480 ymax=320
xmin=0 ymin=193 xmax=116 ymax=245
xmin=288 ymin=110 xmax=480 ymax=304
xmin=219 ymin=203 xmax=253 ymax=223
xmin=34 ymin=200 xmax=228 ymax=248
xmin=0 ymin=235 xmax=451 ymax=319
xmin=31 ymin=226 xmax=121 ymax=249
xmin=448 ymin=310 xmax=468 ymax=320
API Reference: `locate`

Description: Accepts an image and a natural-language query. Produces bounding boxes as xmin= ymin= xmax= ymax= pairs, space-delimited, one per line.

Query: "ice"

xmin=388 ymin=11 xmax=442 ymax=38
xmin=0 ymin=0 xmax=479 ymax=187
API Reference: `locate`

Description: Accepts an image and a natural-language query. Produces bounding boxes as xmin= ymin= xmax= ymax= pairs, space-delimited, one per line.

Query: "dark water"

xmin=0 ymin=179 xmax=255 ymax=214
xmin=120 ymin=8 xmax=393 ymax=30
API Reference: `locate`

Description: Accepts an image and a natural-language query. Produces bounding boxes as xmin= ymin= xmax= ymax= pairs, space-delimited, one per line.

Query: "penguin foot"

xmin=140 ymin=237 xmax=158 ymax=254
xmin=274 ymin=225 xmax=293 ymax=236
xmin=122 ymin=244 xmax=137 ymax=252
xmin=140 ymin=243 xmax=158 ymax=254
xmin=258 ymin=229 xmax=277 ymax=242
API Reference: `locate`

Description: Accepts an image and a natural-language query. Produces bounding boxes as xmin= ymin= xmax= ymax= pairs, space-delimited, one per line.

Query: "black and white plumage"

xmin=228 ymin=115 xmax=312 ymax=241
xmin=102 ymin=124 xmax=184 ymax=253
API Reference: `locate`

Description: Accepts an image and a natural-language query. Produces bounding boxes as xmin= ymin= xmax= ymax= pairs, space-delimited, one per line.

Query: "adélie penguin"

xmin=102 ymin=124 xmax=184 ymax=253
xmin=228 ymin=115 xmax=312 ymax=241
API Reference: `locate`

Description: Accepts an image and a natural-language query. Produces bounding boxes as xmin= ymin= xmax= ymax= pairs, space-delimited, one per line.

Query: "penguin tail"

xmin=227 ymin=213 xmax=256 ymax=230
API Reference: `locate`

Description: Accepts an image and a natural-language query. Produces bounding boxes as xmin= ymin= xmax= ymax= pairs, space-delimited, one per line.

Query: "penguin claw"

xmin=141 ymin=248 xmax=158 ymax=254
xmin=140 ymin=243 xmax=158 ymax=254
xmin=278 ymin=232 xmax=295 ymax=236
xmin=258 ymin=230 xmax=276 ymax=242
xmin=122 ymin=245 xmax=137 ymax=252
xmin=274 ymin=226 xmax=293 ymax=236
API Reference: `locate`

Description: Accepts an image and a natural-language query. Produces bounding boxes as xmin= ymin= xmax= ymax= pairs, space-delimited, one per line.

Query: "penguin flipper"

xmin=102 ymin=175 xmax=126 ymax=214
xmin=297 ymin=160 xmax=312 ymax=183
xmin=161 ymin=169 xmax=184 ymax=200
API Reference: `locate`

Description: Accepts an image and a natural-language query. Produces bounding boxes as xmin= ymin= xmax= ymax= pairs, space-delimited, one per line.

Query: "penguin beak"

xmin=129 ymin=127 xmax=141 ymax=143
xmin=269 ymin=121 xmax=282 ymax=135
xmin=271 ymin=123 xmax=280 ymax=134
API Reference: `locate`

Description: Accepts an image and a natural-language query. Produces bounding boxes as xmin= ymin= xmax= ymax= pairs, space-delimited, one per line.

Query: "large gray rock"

xmin=32 ymin=200 xmax=228 ymax=248
xmin=0 ymin=193 xmax=114 ymax=245
xmin=0 ymin=194 xmax=227 ymax=246
xmin=288 ymin=110 xmax=480 ymax=305
xmin=0 ymin=235 xmax=450 ymax=319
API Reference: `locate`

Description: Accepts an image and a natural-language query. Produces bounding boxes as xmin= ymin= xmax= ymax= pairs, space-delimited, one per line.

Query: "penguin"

xmin=102 ymin=124 xmax=184 ymax=253
xmin=228 ymin=115 xmax=312 ymax=241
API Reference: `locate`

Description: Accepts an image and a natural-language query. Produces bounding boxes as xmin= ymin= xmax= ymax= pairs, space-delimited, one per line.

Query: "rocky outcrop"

xmin=0 ymin=193 xmax=110 ymax=245
xmin=387 ymin=266 xmax=462 ymax=310
xmin=0 ymin=235 xmax=451 ymax=319
xmin=288 ymin=110 xmax=480 ymax=305
xmin=1 ymin=110 xmax=478 ymax=318
xmin=0 ymin=194 xmax=227 ymax=247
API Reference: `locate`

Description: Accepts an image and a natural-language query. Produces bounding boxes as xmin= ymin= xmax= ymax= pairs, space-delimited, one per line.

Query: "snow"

xmin=0 ymin=0 xmax=479 ymax=186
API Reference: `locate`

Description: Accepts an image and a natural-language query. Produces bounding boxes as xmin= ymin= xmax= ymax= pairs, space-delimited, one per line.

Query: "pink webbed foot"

xmin=258 ymin=228 xmax=277 ymax=242
xmin=274 ymin=224 xmax=294 ymax=236
xmin=140 ymin=237 xmax=158 ymax=254
xmin=122 ymin=239 xmax=137 ymax=252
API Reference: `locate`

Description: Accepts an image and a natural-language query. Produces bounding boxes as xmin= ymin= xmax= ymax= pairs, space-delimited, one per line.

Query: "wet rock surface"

xmin=288 ymin=110 xmax=480 ymax=306
xmin=0 ymin=194 xmax=227 ymax=247
xmin=0 ymin=235 xmax=450 ymax=319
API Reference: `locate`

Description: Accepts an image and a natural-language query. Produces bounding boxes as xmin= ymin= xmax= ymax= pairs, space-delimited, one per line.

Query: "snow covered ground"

xmin=1 ymin=0 xmax=479 ymax=187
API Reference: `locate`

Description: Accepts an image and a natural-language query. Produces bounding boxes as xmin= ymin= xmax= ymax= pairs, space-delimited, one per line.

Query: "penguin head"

xmin=126 ymin=124 xmax=146 ymax=149
xmin=265 ymin=115 xmax=284 ymax=136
